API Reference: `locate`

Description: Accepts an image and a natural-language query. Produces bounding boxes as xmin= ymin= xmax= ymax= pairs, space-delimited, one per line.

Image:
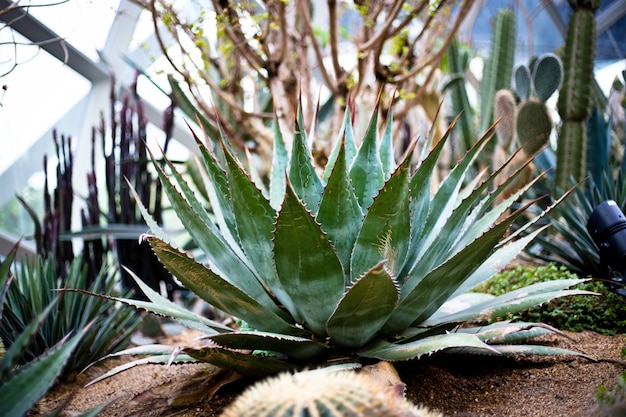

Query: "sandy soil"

xmin=32 ymin=329 xmax=625 ymax=417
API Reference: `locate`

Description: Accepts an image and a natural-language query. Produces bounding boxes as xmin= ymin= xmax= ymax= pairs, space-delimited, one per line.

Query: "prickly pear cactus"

xmin=514 ymin=53 xmax=563 ymax=153
xmin=516 ymin=100 xmax=553 ymax=155
xmin=492 ymin=53 xmax=563 ymax=199
xmin=220 ymin=369 xmax=443 ymax=417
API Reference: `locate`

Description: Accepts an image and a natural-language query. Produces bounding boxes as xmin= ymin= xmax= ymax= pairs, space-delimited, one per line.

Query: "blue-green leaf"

xmin=269 ymin=117 xmax=288 ymax=210
xmin=360 ymin=332 xmax=497 ymax=361
xmin=326 ymin=261 xmax=399 ymax=348
xmin=399 ymin=118 xmax=459 ymax=278
xmin=86 ymin=354 xmax=197 ymax=387
xmin=0 ymin=244 xmax=17 ymax=314
xmin=351 ymin=145 xmax=413 ymax=280
xmin=273 ymin=182 xmax=345 ymax=335
xmin=168 ymin=75 xmax=220 ymax=141
xmin=350 ymin=107 xmax=383 ymax=210
xmin=0 ymin=322 xmax=86 ymax=417
xmin=122 ymin=268 xmax=231 ymax=333
xmin=222 ymin=141 xmax=296 ymax=316
xmin=430 ymin=282 xmax=593 ymax=326
xmin=379 ymin=108 xmax=395 ymax=179
xmin=316 ymin=139 xmax=363 ymax=279
xmin=209 ymin=332 xmax=328 ymax=361
xmin=0 ymin=298 xmax=58 ymax=377
xmin=148 ymin=237 xmax=299 ymax=336
xmin=446 ymin=344 xmax=594 ymax=360
xmin=406 ymin=123 xmax=496 ymax=274
xmin=448 ymin=226 xmax=547 ymax=300
xmin=458 ymin=322 xmax=558 ymax=344
xmin=183 ymin=345 xmax=297 ymax=376
xmin=385 ymin=206 xmax=524 ymax=334
xmin=324 ymin=108 xmax=357 ymax=181
xmin=289 ymin=121 xmax=324 ymax=214
xmin=185 ymin=128 xmax=245 ymax=257
xmin=151 ymin=148 xmax=273 ymax=308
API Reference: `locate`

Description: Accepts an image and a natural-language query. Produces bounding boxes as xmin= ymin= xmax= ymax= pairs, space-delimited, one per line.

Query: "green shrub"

xmin=476 ymin=264 xmax=626 ymax=335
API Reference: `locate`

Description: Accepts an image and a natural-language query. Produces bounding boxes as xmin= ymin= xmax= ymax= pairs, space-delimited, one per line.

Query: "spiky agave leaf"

xmin=125 ymin=101 xmax=592 ymax=376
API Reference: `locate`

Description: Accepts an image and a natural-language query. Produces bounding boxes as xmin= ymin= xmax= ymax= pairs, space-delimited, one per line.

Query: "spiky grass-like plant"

xmin=0 ymin=246 xmax=89 ymax=417
xmin=97 ymin=102 xmax=594 ymax=377
xmin=0 ymin=255 xmax=137 ymax=381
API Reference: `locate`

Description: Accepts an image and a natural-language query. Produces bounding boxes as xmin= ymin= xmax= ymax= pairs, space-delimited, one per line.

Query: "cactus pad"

xmin=516 ymin=100 xmax=553 ymax=155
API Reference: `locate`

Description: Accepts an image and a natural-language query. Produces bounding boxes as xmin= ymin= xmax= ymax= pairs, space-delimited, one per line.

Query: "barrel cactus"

xmin=96 ymin=99 xmax=594 ymax=379
xmin=220 ymin=368 xmax=442 ymax=417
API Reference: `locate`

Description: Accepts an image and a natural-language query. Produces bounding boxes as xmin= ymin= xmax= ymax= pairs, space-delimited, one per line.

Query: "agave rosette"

xmin=116 ymin=103 xmax=593 ymax=375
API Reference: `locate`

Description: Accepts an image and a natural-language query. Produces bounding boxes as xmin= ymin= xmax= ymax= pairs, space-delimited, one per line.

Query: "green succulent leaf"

xmin=190 ymin=126 xmax=238 ymax=244
xmin=273 ymin=182 xmax=345 ymax=335
xmin=459 ymin=322 xmax=558 ymax=344
xmin=269 ymin=117 xmax=289 ymax=210
xmin=401 ymin=117 xmax=460 ymax=278
xmin=183 ymin=345 xmax=298 ymax=376
xmin=222 ymin=139 xmax=295 ymax=316
xmin=350 ymin=106 xmax=384 ymax=210
xmin=86 ymin=354 xmax=197 ymax=387
xmin=379 ymin=109 xmax=395 ymax=179
xmin=0 ymin=298 xmax=58 ymax=378
xmin=148 ymin=237 xmax=298 ymax=335
xmin=168 ymin=75 xmax=220 ymax=140
xmin=208 ymin=332 xmax=328 ymax=361
xmin=408 ymin=123 xmax=495 ymax=273
xmin=127 ymin=183 xmax=172 ymax=245
xmin=289 ymin=120 xmax=324 ymax=214
xmin=385 ymin=203 xmax=524 ymax=334
xmin=448 ymin=226 xmax=547 ymax=300
xmin=447 ymin=344 xmax=594 ymax=360
xmin=361 ymin=332 xmax=498 ymax=361
xmin=316 ymin=139 xmax=363 ymax=277
xmin=351 ymin=144 xmax=413 ymax=279
xmin=326 ymin=261 xmax=399 ymax=348
xmin=430 ymin=279 xmax=592 ymax=325
xmin=123 ymin=267 xmax=231 ymax=333
xmin=325 ymin=108 xmax=357 ymax=181
xmin=0 ymin=322 xmax=86 ymax=417
xmin=151 ymin=149 xmax=286 ymax=312
xmin=65 ymin=286 xmax=226 ymax=335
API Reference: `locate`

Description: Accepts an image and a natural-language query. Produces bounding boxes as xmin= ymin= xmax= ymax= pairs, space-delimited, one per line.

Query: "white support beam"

xmin=596 ymin=0 xmax=626 ymax=36
xmin=0 ymin=0 xmax=109 ymax=82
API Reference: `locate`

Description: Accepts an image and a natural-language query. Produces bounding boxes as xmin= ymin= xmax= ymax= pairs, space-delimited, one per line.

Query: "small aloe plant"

xmin=99 ymin=100 xmax=594 ymax=377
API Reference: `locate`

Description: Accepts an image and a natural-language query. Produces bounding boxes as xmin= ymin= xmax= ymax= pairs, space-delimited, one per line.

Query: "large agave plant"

xmin=103 ymin=102 xmax=594 ymax=376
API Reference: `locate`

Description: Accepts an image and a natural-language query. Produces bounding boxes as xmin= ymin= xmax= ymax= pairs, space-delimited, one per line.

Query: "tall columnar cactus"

xmin=555 ymin=0 xmax=601 ymax=192
xmin=220 ymin=369 xmax=443 ymax=417
xmin=479 ymin=8 xmax=516 ymax=136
